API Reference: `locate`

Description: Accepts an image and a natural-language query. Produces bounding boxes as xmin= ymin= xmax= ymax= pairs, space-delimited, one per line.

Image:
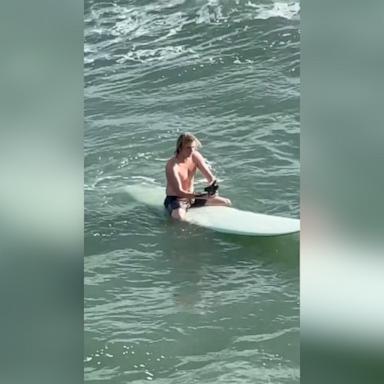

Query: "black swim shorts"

xmin=163 ymin=195 xmax=207 ymax=215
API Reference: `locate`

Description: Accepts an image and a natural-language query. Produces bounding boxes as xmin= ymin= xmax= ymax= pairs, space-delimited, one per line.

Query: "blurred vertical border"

xmin=302 ymin=0 xmax=384 ymax=383
xmin=0 ymin=1 xmax=83 ymax=384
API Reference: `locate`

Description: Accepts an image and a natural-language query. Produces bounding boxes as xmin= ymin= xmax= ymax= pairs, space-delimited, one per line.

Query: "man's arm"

xmin=193 ymin=151 xmax=215 ymax=184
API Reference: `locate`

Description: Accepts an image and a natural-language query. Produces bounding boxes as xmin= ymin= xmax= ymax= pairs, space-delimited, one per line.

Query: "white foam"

xmin=246 ymin=1 xmax=300 ymax=20
xmin=116 ymin=45 xmax=189 ymax=64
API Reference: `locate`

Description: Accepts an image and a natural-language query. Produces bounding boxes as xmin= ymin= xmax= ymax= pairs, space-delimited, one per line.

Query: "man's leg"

xmin=205 ymin=195 xmax=232 ymax=207
xmin=171 ymin=208 xmax=187 ymax=220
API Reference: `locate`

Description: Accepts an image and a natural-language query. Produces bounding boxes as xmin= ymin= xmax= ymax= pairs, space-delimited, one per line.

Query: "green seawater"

xmin=85 ymin=0 xmax=300 ymax=382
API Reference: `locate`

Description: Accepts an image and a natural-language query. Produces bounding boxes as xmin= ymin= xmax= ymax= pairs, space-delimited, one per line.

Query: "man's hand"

xmin=204 ymin=180 xmax=219 ymax=196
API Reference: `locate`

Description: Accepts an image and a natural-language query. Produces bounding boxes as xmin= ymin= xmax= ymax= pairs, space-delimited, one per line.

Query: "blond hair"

xmin=175 ymin=132 xmax=201 ymax=155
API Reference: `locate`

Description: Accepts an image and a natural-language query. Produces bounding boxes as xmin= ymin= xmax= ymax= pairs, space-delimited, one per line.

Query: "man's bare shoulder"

xmin=192 ymin=150 xmax=204 ymax=164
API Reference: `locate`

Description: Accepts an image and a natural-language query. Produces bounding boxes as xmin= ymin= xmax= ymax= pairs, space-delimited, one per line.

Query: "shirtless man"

xmin=164 ymin=133 xmax=231 ymax=220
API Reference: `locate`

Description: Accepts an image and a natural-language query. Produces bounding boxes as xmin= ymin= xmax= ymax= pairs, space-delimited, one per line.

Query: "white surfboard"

xmin=125 ymin=184 xmax=300 ymax=236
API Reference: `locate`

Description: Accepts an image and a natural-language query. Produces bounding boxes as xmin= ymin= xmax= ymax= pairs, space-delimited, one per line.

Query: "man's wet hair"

xmin=175 ymin=132 xmax=202 ymax=155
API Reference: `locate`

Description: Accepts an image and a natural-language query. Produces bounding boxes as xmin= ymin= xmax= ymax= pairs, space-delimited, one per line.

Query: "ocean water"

xmin=84 ymin=0 xmax=300 ymax=383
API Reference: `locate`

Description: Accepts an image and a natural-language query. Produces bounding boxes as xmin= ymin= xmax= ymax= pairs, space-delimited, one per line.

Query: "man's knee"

xmin=206 ymin=196 xmax=231 ymax=207
xmin=219 ymin=197 xmax=231 ymax=206
xmin=171 ymin=209 xmax=186 ymax=220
